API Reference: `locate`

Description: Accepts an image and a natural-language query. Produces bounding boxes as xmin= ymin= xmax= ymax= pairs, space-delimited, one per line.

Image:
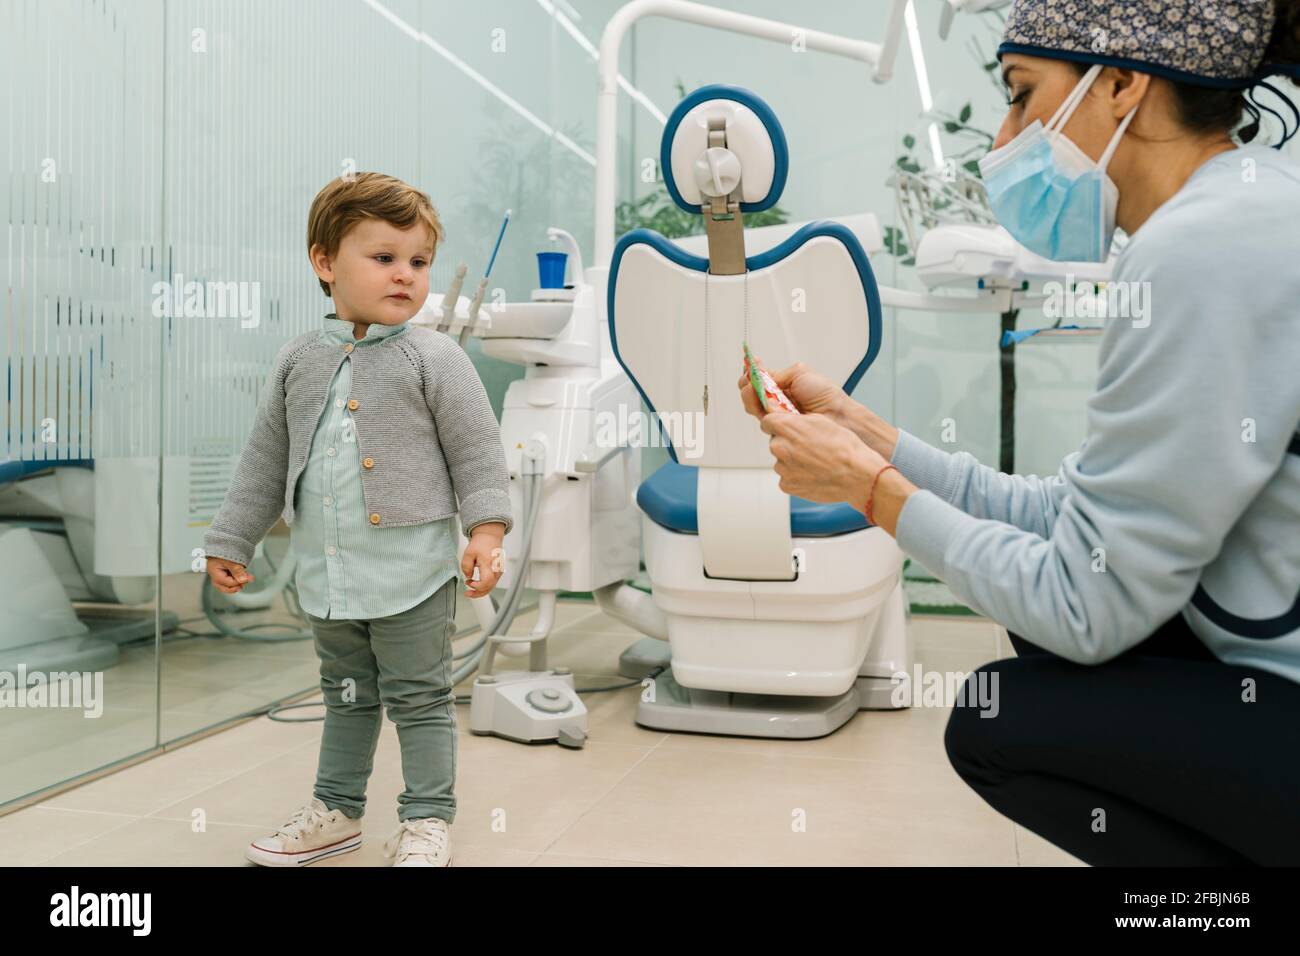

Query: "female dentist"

xmin=740 ymin=0 xmax=1300 ymax=866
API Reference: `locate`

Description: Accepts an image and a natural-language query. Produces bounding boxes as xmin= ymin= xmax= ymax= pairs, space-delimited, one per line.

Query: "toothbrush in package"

xmin=743 ymin=341 xmax=801 ymax=414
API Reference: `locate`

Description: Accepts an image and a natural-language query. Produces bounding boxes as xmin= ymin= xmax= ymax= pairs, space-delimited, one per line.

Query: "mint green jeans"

xmin=305 ymin=576 xmax=459 ymax=823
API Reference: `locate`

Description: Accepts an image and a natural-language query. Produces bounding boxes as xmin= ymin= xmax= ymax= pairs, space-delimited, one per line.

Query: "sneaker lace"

xmin=383 ymin=818 xmax=448 ymax=861
xmin=274 ymin=803 xmax=333 ymax=842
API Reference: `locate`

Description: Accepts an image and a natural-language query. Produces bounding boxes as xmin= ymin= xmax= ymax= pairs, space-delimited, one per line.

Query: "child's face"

xmin=313 ymin=217 xmax=434 ymax=325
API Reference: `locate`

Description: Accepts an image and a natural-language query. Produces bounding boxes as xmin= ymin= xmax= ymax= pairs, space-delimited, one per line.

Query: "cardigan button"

xmin=347 ymin=398 xmax=359 ymax=411
xmin=344 ymin=343 xmax=354 ymax=353
xmin=362 ymin=457 xmax=374 ymax=469
xmin=369 ymin=513 xmax=381 ymax=524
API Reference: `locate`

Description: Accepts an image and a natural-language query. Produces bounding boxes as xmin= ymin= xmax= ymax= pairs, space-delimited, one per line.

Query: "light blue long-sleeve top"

xmin=893 ymin=143 xmax=1300 ymax=685
xmin=290 ymin=315 xmax=460 ymax=620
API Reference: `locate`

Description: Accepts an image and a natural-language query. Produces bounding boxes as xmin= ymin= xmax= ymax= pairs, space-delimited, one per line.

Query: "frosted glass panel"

xmin=0 ymin=0 xmax=599 ymax=812
xmin=0 ymin=0 xmax=167 ymax=810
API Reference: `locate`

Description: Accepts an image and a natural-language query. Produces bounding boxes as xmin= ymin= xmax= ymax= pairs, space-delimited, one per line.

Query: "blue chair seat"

xmin=636 ymin=460 xmax=872 ymax=537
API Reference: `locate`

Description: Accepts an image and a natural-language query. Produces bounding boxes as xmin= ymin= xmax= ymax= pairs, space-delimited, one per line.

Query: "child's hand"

xmin=207 ymin=556 xmax=254 ymax=594
xmin=462 ymin=524 xmax=506 ymax=598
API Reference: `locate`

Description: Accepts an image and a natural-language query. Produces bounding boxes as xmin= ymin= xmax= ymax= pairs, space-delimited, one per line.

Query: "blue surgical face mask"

xmin=979 ymin=63 xmax=1139 ymax=262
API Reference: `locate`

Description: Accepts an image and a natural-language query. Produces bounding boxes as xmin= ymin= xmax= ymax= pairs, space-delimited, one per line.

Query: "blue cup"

xmin=537 ymin=251 xmax=568 ymax=289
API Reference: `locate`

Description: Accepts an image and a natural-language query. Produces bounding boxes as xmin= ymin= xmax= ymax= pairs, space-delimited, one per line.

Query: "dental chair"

xmin=0 ymin=455 xmax=185 ymax=674
xmin=607 ymin=85 xmax=912 ymax=738
xmin=0 ymin=459 xmax=121 ymax=673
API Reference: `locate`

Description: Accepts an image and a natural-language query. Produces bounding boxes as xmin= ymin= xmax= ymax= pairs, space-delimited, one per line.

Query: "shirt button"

xmin=369 ymin=513 xmax=381 ymax=525
xmin=327 ymin=447 xmax=336 ymax=456
xmin=344 ymin=343 xmax=354 ymax=353
xmin=362 ymin=457 xmax=374 ymax=469
xmin=335 ymin=398 xmax=343 ymax=408
xmin=347 ymin=399 xmax=359 ymax=411
xmin=327 ymin=546 xmax=337 ymax=555
xmin=323 ymin=496 xmax=333 ymax=506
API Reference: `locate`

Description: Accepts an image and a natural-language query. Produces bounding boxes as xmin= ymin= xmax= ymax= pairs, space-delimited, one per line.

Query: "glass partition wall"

xmin=0 ymin=0 xmax=610 ymax=813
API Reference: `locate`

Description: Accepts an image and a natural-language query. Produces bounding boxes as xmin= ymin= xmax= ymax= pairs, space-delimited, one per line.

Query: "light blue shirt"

xmin=290 ymin=313 xmax=460 ymax=620
xmin=894 ymin=144 xmax=1300 ymax=685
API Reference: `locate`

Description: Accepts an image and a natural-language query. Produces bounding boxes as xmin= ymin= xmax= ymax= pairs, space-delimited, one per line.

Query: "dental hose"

xmin=449 ymin=452 xmax=546 ymax=690
xmin=445 ymin=458 xmax=655 ymax=700
xmin=200 ymin=545 xmax=314 ymax=643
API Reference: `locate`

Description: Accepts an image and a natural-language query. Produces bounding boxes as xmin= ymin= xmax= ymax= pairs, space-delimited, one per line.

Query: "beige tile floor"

xmin=0 ymin=560 xmax=331 ymax=807
xmin=0 ymin=602 xmax=1084 ymax=867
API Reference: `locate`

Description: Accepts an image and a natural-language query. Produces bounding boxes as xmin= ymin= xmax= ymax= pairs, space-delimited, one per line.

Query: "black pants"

xmin=942 ymin=613 xmax=1300 ymax=865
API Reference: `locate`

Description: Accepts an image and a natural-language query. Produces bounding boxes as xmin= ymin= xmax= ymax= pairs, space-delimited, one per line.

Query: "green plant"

xmin=616 ymin=189 xmax=789 ymax=239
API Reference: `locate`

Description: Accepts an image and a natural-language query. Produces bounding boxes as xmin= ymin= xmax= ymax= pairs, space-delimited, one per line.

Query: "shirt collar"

xmin=322 ymin=312 xmax=408 ymax=345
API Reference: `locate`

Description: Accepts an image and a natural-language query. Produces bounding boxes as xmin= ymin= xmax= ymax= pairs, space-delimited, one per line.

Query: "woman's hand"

xmin=737 ymin=353 xmax=900 ymax=459
xmin=737 ymin=358 xmax=847 ymax=422
xmin=758 ymin=412 xmax=917 ymax=536
xmin=462 ymin=523 xmax=505 ymax=597
xmin=758 ymin=412 xmax=877 ymax=509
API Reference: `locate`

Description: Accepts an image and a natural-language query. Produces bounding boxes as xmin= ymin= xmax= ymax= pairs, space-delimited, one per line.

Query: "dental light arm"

xmin=938 ymin=0 xmax=1013 ymax=41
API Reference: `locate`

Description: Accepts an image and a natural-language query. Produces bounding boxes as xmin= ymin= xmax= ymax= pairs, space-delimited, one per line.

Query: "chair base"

xmin=642 ymin=519 xmax=910 ymax=697
xmin=618 ymin=572 xmax=913 ymax=740
xmin=633 ymin=670 xmax=909 ymax=739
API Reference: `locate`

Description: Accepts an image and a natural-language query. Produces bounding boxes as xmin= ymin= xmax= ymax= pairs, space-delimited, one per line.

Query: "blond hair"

xmin=306 ymin=172 xmax=444 ymax=297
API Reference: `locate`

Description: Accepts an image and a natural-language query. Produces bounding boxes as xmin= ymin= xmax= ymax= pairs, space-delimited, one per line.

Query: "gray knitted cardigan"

xmin=202 ymin=323 xmax=513 ymax=569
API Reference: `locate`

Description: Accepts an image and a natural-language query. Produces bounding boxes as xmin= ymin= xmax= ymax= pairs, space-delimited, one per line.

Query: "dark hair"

xmin=1067 ymin=0 xmax=1300 ymax=145
xmin=1271 ymin=0 xmax=1300 ymax=64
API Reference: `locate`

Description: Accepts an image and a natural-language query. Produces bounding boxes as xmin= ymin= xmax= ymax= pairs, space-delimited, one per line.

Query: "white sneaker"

xmin=245 ymin=798 xmax=363 ymax=867
xmin=383 ymin=817 xmax=452 ymax=867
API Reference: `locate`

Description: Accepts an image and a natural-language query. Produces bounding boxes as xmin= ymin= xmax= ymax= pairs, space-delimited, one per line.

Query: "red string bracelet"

xmin=864 ymin=464 xmax=899 ymax=526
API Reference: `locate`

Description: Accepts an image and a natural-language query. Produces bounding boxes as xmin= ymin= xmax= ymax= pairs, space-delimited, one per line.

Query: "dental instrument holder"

xmin=440 ymin=262 xmax=467 ymax=313
xmin=457 ymin=235 xmax=635 ymax=746
xmin=464 ymin=275 xmax=491 ymax=329
xmin=455 ymin=209 xmax=511 ymax=346
xmin=410 ymin=264 xmax=494 ymax=343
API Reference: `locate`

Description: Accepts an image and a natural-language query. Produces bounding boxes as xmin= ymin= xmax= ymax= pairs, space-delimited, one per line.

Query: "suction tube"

xmin=201 ymin=545 xmax=313 ymax=642
xmin=448 ymin=444 xmax=546 ymax=687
